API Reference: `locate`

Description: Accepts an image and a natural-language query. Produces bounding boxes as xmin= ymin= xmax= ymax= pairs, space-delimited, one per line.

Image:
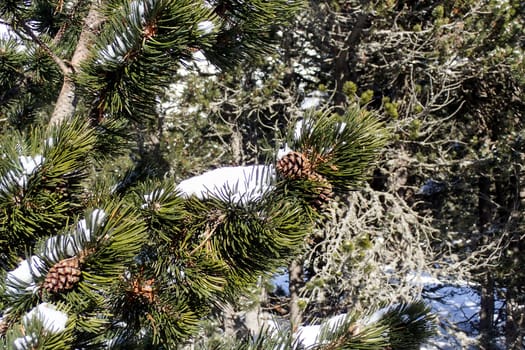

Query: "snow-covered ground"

xmin=273 ymin=269 xmax=496 ymax=349
xmin=422 ymin=282 xmax=505 ymax=349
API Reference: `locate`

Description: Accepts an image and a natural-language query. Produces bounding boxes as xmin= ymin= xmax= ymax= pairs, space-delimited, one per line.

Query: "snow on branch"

xmin=176 ymin=165 xmax=274 ymax=203
xmin=5 ymin=256 xmax=45 ymax=295
xmin=0 ymin=155 xmax=44 ymax=191
xmin=5 ymin=209 xmax=106 ymax=296
xmin=22 ymin=303 xmax=68 ymax=334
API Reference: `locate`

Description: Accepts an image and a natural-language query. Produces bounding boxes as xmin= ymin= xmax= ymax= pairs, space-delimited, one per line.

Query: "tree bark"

xmin=505 ymin=291 xmax=525 ymax=350
xmin=478 ymin=173 xmax=496 ymax=349
xmin=230 ymin=128 xmax=243 ymax=165
xmin=288 ymin=258 xmax=303 ymax=332
xmin=333 ymin=12 xmax=368 ymax=109
xmin=505 ymin=166 xmax=525 ymax=349
xmin=49 ymin=1 xmax=104 ymax=126
xmin=244 ymin=306 xmax=262 ymax=338
xmin=479 ymin=273 xmax=495 ymax=349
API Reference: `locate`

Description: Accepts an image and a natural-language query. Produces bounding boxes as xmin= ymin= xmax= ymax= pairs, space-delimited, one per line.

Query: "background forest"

xmin=0 ymin=0 xmax=524 ymax=349
xmin=159 ymin=1 xmax=525 ymax=349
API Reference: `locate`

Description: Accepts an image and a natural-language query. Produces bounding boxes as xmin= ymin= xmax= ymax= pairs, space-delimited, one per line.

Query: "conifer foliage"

xmin=0 ymin=1 xmax=434 ymax=349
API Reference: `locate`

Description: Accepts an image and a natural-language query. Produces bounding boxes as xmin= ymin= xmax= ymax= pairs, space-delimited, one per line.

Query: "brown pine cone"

xmin=43 ymin=256 xmax=82 ymax=294
xmin=277 ymin=151 xmax=313 ymax=179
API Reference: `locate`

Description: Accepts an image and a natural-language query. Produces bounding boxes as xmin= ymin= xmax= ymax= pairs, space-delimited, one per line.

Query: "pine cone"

xmin=277 ymin=151 xmax=313 ymax=179
xmin=308 ymin=172 xmax=334 ymax=208
xmin=43 ymin=256 xmax=82 ymax=293
xmin=0 ymin=320 xmax=8 ymax=336
xmin=129 ymin=278 xmax=156 ymax=303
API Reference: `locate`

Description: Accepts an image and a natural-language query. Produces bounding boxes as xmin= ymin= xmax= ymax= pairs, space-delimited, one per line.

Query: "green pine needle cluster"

xmin=295 ymin=107 xmax=387 ymax=192
xmin=195 ymin=301 xmax=434 ymax=350
xmin=0 ymin=118 xmax=96 ymax=268
xmin=80 ymin=0 xmax=215 ymax=121
xmin=275 ymin=106 xmax=387 ymax=211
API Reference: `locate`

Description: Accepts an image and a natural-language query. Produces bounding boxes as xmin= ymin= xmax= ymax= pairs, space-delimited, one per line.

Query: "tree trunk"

xmin=478 ymin=173 xmax=496 ymax=349
xmin=505 ymin=291 xmax=525 ymax=349
xmin=289 ymin=258 xmax=303 ymax=332
xmin=244 ymin=307 xmax=262 ymax=338
xmin=333 ymin=12 xmax=368 ymax=110
xmin=505 ymin=166 xmax=525 ymax=349
xmin=479 ymin=273 xmax=495 ymax=349
xmin=497 ymin=165 xmax=520 ymax=349
xmin=49 ymin=1 xmax=104 ymax=126
xmin=230 ymin=128 xmax=243 ymax=165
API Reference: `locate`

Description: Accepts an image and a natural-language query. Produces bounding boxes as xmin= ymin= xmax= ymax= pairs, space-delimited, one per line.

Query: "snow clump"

xmin=176 ymin=165 xmax=274 ymax=203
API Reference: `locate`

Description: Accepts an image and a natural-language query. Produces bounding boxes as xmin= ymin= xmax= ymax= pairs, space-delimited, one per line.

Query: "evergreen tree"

xmin=0 ymin=1 xmax=434 ymax=349
xmin=185 ymin=1 xmax=525 ymax=348
xmin=255 ymin=1 xmax=524 ymax=348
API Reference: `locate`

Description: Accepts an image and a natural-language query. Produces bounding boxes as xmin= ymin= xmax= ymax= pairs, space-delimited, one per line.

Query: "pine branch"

xmin=275 ymin=105 xmax=388 ymax=210
xmin=2 ymin=201 xmax=149 ymax=345
xmin=0 ymin=35 xmax=62 ymax=130
xmin=297 ymin=302 xmax=435 ymax=350
xmin=204 ymin=0 xmax=303 ymax=67
xmin=51 ymin=0 xmax=84 ymax=46
xmin=378 ymin=302 xmax=436 ymax=350
xmin=49 ymin=0 xmax=104 ymax=126
xmin=4 ymin=302 xmax=76 ymax=350
xmin=79 ymin=0 xmax=216 ymax=122
xmin=0 ymin=117 xmax=97 ymax=267
xmin=11 ymin=17 xmax=70 ymax=76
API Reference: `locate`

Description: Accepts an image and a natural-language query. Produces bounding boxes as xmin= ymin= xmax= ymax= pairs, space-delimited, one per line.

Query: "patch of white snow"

xmin=197 ymin=20 xmax=215 ymax=34
xmin=192 ymin=50 xmax=218 ymax=74
xmin=23 ymin=303 xmax=68 ymax=333
xmin=13 ymin=335 xmax=35 ymax=350
xmin=1 ymin=155 xmax=45 ymax=190
xmin=176 ymin=165 xmax=274 ymax=203
xmin=5 ymin=256 xmax=45 ymax=295
xmin=76 ymin=208 xmax=106 ymax=242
